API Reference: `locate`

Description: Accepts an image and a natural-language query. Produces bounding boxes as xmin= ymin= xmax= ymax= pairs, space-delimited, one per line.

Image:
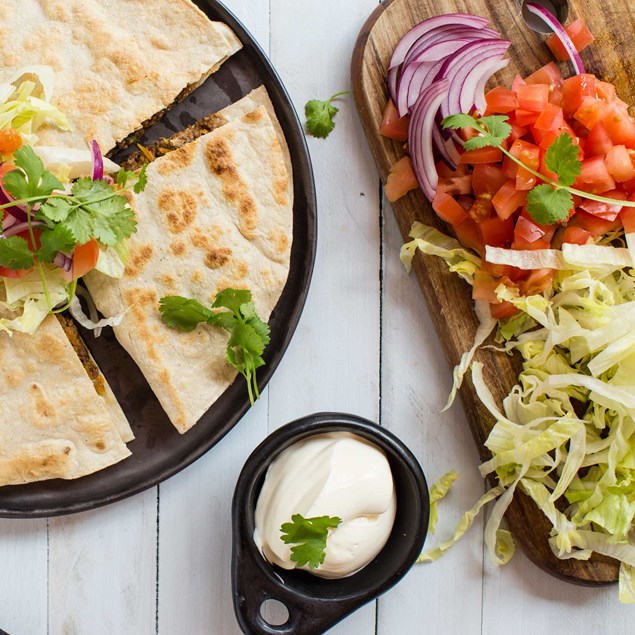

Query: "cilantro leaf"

xmin=212 ymin=288 xmax=253 ymax=315
xmin=63 ymin=207 xmax=94 ymax=244
xmin=37 ymin=224 xmax=75 ymax=263
xmin=526 ymin=185 xmax=573 ymax=225
xmin=3 ymin=146 xmax=63 ymax=201
xmin=133 ymin=164 xmax=148 ymax=194
xmin=159 ymin=288 xmax=270 ymax=404
xmin=159 ymin=296 xmax=214 ymax=332
xmin=305 ymin=92 xmax=348 ymax=139
xmin=443 ymin=113 xmax=511 ymax=151
xmin=39 ymin=197 xmax=73 ymax=223
xmin=544 ymin=133 xmax=581 ymax=188
xmin=0 ymin=236 xmax=35 ymax=270
xmin=280 ymin=514 xmax=342 ymax=569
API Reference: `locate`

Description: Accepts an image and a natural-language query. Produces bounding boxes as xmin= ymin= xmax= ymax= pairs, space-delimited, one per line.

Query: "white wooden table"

xmin=1 ymin=1 xmax=632 ymax=633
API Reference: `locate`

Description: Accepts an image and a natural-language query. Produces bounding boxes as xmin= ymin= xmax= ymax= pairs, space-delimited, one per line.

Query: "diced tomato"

xmin=459 ymin=147 xmax=503 ymax=164
xmin=515 ymin=109 xmax=540 ymax=126
xmin=538 ymin=150 xmax=558 ymax=181
xmin=492 ymin=180 xmax=527 ymax=220
xmin=514 ymin=215 xmax=546 ymax=243
xmin=534 ymin=104 xmax=564 ymax=132
xmin=621 ymin=206 xmax=635 ymax=233
xmin=602 ymin=103 xmax=635 ymax=147
xmin=596 ymin=81 xmax=616 ymax=104
xmin=579 ymin=189 xmax=626 ymax=220
xmin=437 ymin=174 xmax=472 ymax=196
xmin=562 ymin=226 xmax=594 ymax=245
xmin=379 ymin=99 xmax=409 ymax=142
xmin=570 ymin=210 xmax=622 ymax=236
xmin=432 ymin=191 xmax=468 ymax=226
xmin=490 ymin=300 xmax=520 ymax=319
xmin=511 ymin=236 xmax=552 ymax=250
xmin=473 ymin=270 xmax=502 ymax=303
xmin=622 ymin=177 xmax=635 ymax=194
xmin=509 ymin=120 xmax=528 ymax=141
xmin=472 ymin=164 xmax=508 ymax=197
xmin=516 ymin=84 xmax=549 ymax=112
xmin=562 ymin=74 xmax=596 ymax=115
xmin=546 ymin=18 xmax=595 ymax=62
xmin=384 ymin=156 xmax=418 ymax=202
xmin=479 ymin=215 xmax=514 ymax=247
xmin=511 ymin=75 xmax=526 ymax=95
xmin=584 ymin=123 xmax=614 ymax=156
xmin=456 ymin=196 xmax=474 ymax=210
xmin=605 ymin=145 xmax=635 ymax=182
xmin=576 ymin=156 xmax=616 ymax=194
xmin=525 ymin=62 xmax=564 ymax=90
xmin=574 ymin=96 xmax=607 ymax=130
xmin=508 ymin=139 xmax=540 ymax=190
xmin=64 ymin=239 xmax=99 ymax=281
xmin=0 ymin=129 xmax=23 ymax=155
xmin=436 ymin=161 xmax=469 ymax=179
xmin=521 ymin=268 xmax=556 ymax=296
xmin=481 ymin=261 xmax=513 ymax=278
xmin=453 ymin=217 xmax=484 ymax=255
xmin=484 ymin=87 xmax=518 ymax=115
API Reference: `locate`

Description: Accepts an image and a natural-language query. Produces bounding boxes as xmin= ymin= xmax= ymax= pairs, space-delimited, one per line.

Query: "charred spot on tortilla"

xmin=204 ymin=136 xmax=258 ymax=239
xmin=204 ymin=247 xmax=232 ymax=269
xmin=125 ymin=243 xmax=154 ymax=278
xmin=156 ymin=143 xmax=198 ymax=176
xmin=158 ymin=189 xmax=198 ymax=233
xmin=170 ymin=240 xmax=186 ymax=256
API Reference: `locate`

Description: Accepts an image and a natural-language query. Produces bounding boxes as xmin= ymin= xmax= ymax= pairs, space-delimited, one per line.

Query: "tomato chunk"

xmin=432 ymin=191 xmax=468 ymax=226
xmin=479 ymin=215 xmax=514 ymax=247
xmin=379 ymin=99 xmax=409 ymax=142
xmin=459 ymin=147 xmax=503 ymax=164
xmin=484 ymin=87 xmax=518 ymax=115
xmin=546 ymin=18 xmax=595 ymax=62
xmin=562 ymin=74 xmax=596 ymax=115
xmin=563 ymin=226 xmax=593 ymax=245
xmin=384 ymin=156 xmax=418 ymax=202
xmin=516 ymin=84 xmax=549 ymax=112
xmin=64 ymin=239 xmax=99 ymax=281
xmin=492 ymin=180 xmax=527 ymax=220
xmin=0 ymin=129 xmax=23 ymax=155
xmin=606 ymin=145 xmax=635 ymax=183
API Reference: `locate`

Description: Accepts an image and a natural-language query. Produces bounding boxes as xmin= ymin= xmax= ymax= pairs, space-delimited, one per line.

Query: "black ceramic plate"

xmin=0 ymin=0 xmax=317 ymax=518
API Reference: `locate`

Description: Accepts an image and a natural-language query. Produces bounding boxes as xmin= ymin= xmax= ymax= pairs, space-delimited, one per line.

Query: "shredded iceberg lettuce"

xmin=404 ymin=221 xmax=635 ymax=601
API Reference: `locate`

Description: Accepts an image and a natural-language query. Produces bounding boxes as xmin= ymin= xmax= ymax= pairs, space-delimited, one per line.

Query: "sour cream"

xmin=254 ymin=432 xmax=396 ymax=579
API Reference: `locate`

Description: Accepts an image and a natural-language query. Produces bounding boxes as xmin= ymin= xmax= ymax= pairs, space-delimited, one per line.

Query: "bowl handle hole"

xmin=260 ymin=598 xmax=290 ymax=627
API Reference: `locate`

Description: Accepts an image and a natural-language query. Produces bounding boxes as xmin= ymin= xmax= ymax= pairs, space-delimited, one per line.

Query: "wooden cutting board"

xmin=352 ymin=0 xmax=635 ymax=585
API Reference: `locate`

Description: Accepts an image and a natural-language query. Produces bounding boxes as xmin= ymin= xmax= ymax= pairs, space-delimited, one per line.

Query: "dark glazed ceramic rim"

xmin=231 ymin=413 xmax=429 ymax=635
xmin=0 ymin=0 xmax=317 ymax=518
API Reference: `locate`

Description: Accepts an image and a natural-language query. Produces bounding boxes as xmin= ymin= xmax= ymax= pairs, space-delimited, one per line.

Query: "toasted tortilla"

xmin=0 ymin=0 xmax=242 ymax=152
xmin=85 ymin=93 xmax=293 ymax=433
xmin=0 ymin=315 xmax=131 ymax=486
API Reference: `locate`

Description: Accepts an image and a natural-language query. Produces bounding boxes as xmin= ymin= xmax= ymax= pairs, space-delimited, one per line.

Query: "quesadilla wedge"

xmin=0 ymin=0 xmax=242 ymax=152
xmin=0 ymin=314 xmax=131 ymax=486
xmin=85 ymin=90 xmax=293 ymax=433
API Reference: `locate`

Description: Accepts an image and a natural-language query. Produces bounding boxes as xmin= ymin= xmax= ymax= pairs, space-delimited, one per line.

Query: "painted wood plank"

xmin=48 ymin=489 xmax=157 ymax=635
xmin=483 ymin=549 xmax=631 ymax=634
xmin=156 ymin=3 xmax=270 ymax=634
xmin=0 ymin=520 xmax=47 ymax=635
xmin=267 ymin=1 xmax=382 ymax=632
xmin=377 ymin=204 xmax=485 ymax=635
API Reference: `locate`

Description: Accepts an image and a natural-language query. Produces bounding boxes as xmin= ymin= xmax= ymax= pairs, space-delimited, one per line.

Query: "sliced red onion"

xmin=2 ymin=214 xmax=16 ymax=231
xmin=90 ymin=139 xmax=104 ymax=180
xmin=0 ymin=178 xmax=28 ymax=223
xmin=388 ymin=14 xmax=491 ymax=103
xmin=53 ymin=251 xmax=73 ymax=272
xmin=525 ymin=2 xmax=585 ymax=74
xmin=472 ymin=58 xmax=511 ymax=113
xmin=408 ymin=79 xmax=449 ymax=201
xmin=432 ymin=122 xmax=461 ymax=169
xmin=398 ymin=59 xmax=443 ymax=117
xmin=2 ymin=220 xmax=43 ymax=237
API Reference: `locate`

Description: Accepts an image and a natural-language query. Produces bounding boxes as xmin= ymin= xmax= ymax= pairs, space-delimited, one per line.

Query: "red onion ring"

xmin=525 ymin=2 xmax=585 ymax=74
xmin=90 ymin=139 xmax=104 ymax=180
xmin=2 ymin=220 xmax=44 ymax=237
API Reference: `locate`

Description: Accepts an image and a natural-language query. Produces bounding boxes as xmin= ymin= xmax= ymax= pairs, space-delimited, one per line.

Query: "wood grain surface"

xmin=352 ymin=0 xmax=635 ymax=585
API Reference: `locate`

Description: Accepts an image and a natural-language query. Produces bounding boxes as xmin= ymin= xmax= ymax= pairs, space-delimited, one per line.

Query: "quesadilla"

xmin=0 ymin=314 xmax=131 ymax=486
xmin=0 ymin=0 xmax=242 ymax=152
xmin=85 ymin=89 xmax=293 ymax=433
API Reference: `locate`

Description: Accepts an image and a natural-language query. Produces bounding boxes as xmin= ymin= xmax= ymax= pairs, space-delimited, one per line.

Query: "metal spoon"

xmin=521 ymin=0 xmax=569 ymax=33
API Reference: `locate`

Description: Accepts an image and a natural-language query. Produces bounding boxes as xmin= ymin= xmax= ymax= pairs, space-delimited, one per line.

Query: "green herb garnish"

xmin=304 ymin=91 xmax=348 ymax=139
xmin=443 ymin=113 xmax=635 ymax=226
xmin=280 ymin=514 xmax=342 ymax=570
xmin=159 ymin=288 xmax=271 ymax=405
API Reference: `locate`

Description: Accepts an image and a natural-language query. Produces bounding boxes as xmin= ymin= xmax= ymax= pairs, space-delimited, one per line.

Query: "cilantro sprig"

xmin=443 ymin=113 xmax=635 ymax=225
xmin=305 ymin=91 xmax=348 ymax=139
xmin=159 ymin=288 xmax=271 ymax=405
xmin=280 ymin=514 xmax=342 ymax=570
xmin=0 ymin=145 xmax=145 ymax=314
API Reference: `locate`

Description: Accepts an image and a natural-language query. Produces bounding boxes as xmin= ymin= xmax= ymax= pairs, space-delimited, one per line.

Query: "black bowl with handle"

xmin=231 ymin=412 xmax=429 ymax=635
